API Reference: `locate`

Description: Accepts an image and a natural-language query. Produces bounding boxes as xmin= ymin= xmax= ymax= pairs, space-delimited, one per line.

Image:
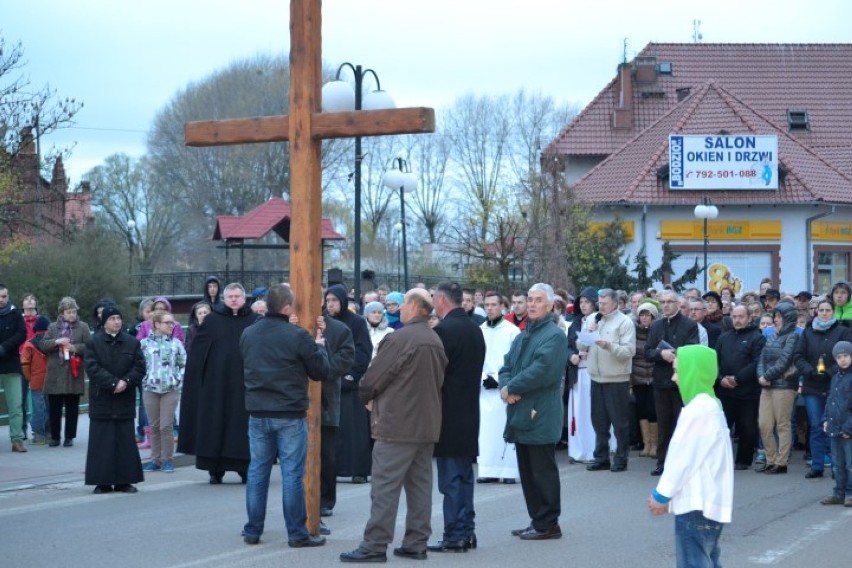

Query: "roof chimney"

xmin=613 ymin=63 xmax=633 ymax=129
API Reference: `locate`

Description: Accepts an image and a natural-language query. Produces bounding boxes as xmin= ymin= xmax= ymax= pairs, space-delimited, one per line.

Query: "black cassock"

xmin=178 ymin=305 xmax=257 ymax=474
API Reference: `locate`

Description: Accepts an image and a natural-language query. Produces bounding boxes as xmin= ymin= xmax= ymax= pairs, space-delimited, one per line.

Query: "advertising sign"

xmin=669 ymin=134 xmax=778 ymax=190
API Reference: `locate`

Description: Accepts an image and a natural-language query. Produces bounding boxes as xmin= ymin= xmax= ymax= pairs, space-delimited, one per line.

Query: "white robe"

xmin=478 ymin=318 xmax=521 ymax=479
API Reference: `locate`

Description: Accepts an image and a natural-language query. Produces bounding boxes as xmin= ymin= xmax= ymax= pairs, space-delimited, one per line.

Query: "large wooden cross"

xmin=184 ymin=0 xmax=435 ymax=534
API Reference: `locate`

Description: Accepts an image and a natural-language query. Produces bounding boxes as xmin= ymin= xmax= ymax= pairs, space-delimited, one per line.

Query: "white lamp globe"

xmin=382 ymin=169 xmax=405 ymax=191
xmin=362 ymin=90 xmax=396 ymax=111
xmin=321 ymin=80 xmax=355 ymax=112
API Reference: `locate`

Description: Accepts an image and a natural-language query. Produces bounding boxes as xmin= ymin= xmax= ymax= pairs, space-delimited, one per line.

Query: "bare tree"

xmin=444 ymin=94 xmax=512 ymax=240
xmin=448 ymin=212 xmax=528 ymax=294
xmin=86 ymin=153 xmax=181 ymax=273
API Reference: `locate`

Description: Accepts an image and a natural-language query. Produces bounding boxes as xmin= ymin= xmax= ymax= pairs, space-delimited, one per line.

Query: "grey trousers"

xmin=590 ymin=380 xmax=631 ymax=467
xmin=361 ymin=440 xmax=434 ymax=553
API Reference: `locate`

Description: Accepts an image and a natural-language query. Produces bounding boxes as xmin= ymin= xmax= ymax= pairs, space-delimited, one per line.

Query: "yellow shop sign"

xmin=660 ymin=220 xmax=781 ymax=240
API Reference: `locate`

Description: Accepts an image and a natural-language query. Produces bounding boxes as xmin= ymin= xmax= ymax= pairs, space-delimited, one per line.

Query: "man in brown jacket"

xmin=340 ymin=289 xmax=448 ymax=563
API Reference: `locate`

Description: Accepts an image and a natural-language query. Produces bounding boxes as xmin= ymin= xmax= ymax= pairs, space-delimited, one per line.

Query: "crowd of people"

xmin=2 ymin=275 xmax=852 ymax=566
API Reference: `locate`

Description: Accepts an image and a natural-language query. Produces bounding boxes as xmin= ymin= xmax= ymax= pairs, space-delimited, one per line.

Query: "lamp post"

xmin=394 ymin=222 xmax=403 ymax=289
xmin=382 ymin=156 xmax=417 ymax=290
xmin=693 ymin=196 xmax=719 ymax=291
xmin=127 ymin=219 xmax=136 ymax=276
xmin=322 ymin=64 xmax=395 ymax=307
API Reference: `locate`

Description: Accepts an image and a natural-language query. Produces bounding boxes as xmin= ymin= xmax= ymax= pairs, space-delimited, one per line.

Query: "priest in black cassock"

xmin=178 ymin=282 xmax=258 ymax=484
xmin=85 ymin=305 xmax=146 ymax=494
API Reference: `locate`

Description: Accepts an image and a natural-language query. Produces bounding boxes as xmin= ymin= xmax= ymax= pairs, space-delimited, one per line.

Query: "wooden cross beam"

xmin=183 ymin=0 xmax=435 ymax=535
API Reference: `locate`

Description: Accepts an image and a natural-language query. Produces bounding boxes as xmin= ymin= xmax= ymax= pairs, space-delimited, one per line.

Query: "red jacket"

xmin=21 ymin=334 xmax=48 ymax=391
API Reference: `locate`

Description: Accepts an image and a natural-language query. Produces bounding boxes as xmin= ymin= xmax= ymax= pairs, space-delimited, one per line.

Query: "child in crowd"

xmin=648 ymin=345 xmax=734 ymax=567
xmin=820 ymin=340 xmax=852 ymax=506
xmin=20 ymin=316 xmax=51 ymax=445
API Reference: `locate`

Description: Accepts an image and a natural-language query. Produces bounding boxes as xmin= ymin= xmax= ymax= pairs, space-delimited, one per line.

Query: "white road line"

xmin=0 ymin=480 xmax=196 ymax=518
xmin=748 ymin=510 xmax=852 ymax=564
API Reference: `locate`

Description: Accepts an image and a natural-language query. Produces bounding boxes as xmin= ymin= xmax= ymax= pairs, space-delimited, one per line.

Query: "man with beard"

xmin=645 ymin=290 xmax=699 ymax=476
xmin=325 ymin=284 xmax=373 ymax=485
xmin=179 ymin=283 xmax=258 ymax=484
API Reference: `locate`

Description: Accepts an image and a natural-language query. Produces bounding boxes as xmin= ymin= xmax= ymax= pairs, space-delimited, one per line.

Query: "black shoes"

xmin=501 ymin=478 xmax=516 ymax=484
xmin=611 ymin=463 xmax=627 ymax=472
xmin=340 ymin=546 xmax=387 ymax=562
xmin=765 ymin=465 xmax=788 ymax=474
xmin=320 ymin=507 xmax=334 ymax=517
xmin=476 ymin=477 xmax=499 ymax=483
xmin=352 ymin=476 xmax=368 ymax=484
xmin=243 ymin=534 xmax=260 ymax=545
xmin=467 ymin=533 xmax=477 ymax=549
xmin=651 ymin=465 xmax=664 ymax=476
xmin=805 ymin=469 xmax=824 ymax=479
xmin=209 ymin=472 xmax=225 ymax=484
xmin=586 ymin=462 xmax=610 ymax=471
xmin=511 ymin=525 xmax=533 ymax=536
xmin=735 ymin=463 xmax=750 ymax=470
xmin=93 ymin=485 xmax=113 ymax=494
xmin=48 ymin=439 xmax=60 ymax=447
xmin=289 ymin=535 xmax=326 ymax=548
xmin=113 ymin=484 xmax=138 ymax=493
xmin=518 ymin=525 xmax=562 ymax=540
xmin=393 ymin=547 xmax=427 ymax=560
xmin=63 ymin=439 xmax=74 ymax=447
xmin=426 ymin=539 xmax=468 ymax=553
xmin=319 ymin=521 xmax=331 ymax=535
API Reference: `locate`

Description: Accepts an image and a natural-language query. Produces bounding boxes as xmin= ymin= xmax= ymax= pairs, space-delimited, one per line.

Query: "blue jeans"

xmin=675 ymin=510 xmax=723 ymax=568
xmin=802 ymin=394 xmax=830 ymax=471
xmin=30 ymin=390 xmax=49 ymax=438
xmin=830 ymin=436 xmax=852 ymax=499
xmin=436 ymin=456 xmax=475 ymax=541
xmin=244 ymin=416 xmax=308 ymax=542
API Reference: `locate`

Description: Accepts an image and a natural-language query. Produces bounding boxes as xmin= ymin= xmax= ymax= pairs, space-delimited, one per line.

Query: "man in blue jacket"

xmin=499 ymin=283 xmax=569 ymax=540
xmin=240 ymin=284 xmax=331 ymax=548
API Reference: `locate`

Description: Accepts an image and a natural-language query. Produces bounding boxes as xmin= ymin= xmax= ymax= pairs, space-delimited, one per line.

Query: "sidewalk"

xmin=0 ymin=415 xmax=193 ymax=492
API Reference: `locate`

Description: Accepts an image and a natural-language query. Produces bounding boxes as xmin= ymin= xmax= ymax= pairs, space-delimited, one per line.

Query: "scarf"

xmin=812 ymin=317 xmax=837 ymax=332
xmin=59 ymin=318 xmax=77 ymax=339
xmin=704 ymin=309 xmax=724 ymax=324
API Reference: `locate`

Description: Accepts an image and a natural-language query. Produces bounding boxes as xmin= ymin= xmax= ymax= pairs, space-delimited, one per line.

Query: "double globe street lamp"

xmin=322 ymin=63 xmax=395 ymax=305
xmin=693 ymin=196 xmax=719 ymax=291
xmin=382 ymin=156 xmax=417 ymax=291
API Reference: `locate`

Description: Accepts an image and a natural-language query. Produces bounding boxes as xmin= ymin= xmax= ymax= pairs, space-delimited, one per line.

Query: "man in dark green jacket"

xmin=499 ymin=283 xmax=568 ymax=541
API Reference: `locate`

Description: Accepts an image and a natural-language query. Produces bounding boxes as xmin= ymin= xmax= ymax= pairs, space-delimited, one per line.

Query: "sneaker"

xmin=161 ymin=461 xmax=174 ymax=473
xmin=143 ymin=462 xmax=160 ymax=472
xmin=755 ymin=450 xmax=766 ymax=464
xmin=820 ymin=495 xmax=845 ymax=505
xmin=30 ymin=434 xmax=47 ymax=446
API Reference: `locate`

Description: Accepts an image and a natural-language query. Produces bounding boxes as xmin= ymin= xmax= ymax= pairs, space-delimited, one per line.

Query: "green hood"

xmin=675 ymin=344 xmax=718 ymax=405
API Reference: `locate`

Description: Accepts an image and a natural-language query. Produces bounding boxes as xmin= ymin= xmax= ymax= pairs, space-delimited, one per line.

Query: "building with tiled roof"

xmin=546 ymin=43 xmax=852 ymax=294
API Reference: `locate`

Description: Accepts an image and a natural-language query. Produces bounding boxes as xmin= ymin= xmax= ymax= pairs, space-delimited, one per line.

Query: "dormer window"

xmin=787 ymin=109 xmax=810 ymax=131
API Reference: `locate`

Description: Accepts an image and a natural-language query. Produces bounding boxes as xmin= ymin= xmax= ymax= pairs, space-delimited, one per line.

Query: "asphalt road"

xmin=1 ymin=427 xmax=849 ymax=568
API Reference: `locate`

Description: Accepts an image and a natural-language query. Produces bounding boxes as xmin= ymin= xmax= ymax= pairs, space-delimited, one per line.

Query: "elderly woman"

xmin=794 ymin=298 xmax=852 ymax=478
xmin=363 ymin=301 xmax=393 ymax=359
xmin=632 ymin=301 xmax=659 ymax=457
xmin=41 ymin=297 xmax=91 ymax=447
xmin=756 ymin=303 xmax=801 ymax=474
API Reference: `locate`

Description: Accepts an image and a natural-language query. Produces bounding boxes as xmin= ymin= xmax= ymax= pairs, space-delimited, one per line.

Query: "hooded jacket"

xmin=794 ymin=319 xmax=852 ymax=396
xmin=203 ymin=275 xmax=223 ymax=309
xmin=757 ymin=303 xmax=800 ymax=390
xmin=654 ymin=345 xmax=733 ymax=524
xmin=325 ymin=284 xmax=371 ymax=386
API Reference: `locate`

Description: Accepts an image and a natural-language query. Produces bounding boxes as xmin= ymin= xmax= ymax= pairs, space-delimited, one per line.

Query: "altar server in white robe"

xmin=477 ymin=291 xmax=521 ymax=483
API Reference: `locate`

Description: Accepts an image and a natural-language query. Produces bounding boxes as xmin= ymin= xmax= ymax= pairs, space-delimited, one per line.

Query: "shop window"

xmin=817 ymin=251 xmax=849 ymax=294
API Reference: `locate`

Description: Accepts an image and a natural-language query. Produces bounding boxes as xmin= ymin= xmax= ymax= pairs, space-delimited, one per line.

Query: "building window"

xmin=787 ymin=109 xmax=809 ymax=131
xmin=817 ymin=251 xmax=849 ymax=294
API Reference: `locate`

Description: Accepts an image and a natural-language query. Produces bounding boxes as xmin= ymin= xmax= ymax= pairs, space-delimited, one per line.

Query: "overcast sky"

xmin=3 ymin=0 xmax=849 ymax=185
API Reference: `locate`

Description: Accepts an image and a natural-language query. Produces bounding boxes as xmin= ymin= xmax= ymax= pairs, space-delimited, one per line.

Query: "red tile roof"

xmin=548 ymin=43 xmax=852 ymax=161
xmin=212 ymin=197 xmax=345 ymax=241
xmin=572 ymin=81 xmax=852 ymax=205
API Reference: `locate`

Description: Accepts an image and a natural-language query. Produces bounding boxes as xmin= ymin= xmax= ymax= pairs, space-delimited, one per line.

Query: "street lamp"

xmin=693 ymin=196 xmax=719 ymax=291
xmin=382 ymin=156 xmax=417 ymax=290
xmin=127 ymin=219 xmax=136 ymax=276
xmin=322 ymin=63 xmax=395 ymax=307
xmin=393 ymin=222 xmax=403 ymax=289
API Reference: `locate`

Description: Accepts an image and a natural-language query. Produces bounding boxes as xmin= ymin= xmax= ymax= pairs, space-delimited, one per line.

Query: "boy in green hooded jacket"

xmin=647 ymin=345 xmax=734 ymax=568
